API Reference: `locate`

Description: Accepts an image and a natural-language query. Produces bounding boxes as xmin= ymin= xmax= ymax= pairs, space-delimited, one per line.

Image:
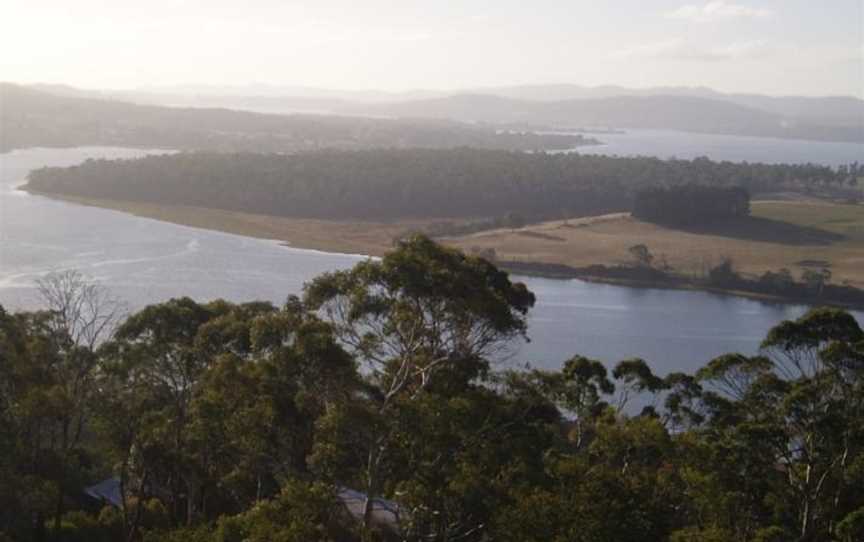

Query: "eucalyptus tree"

xmin=97 ymin=296 xmax=360 ymax=538
xmin=98 ymin=297 xmax=222 ymax=530
xmin=304 ymin=234 xmax=535 ymax=537
xmin=759 ymin=308 xmax=864 ymax=539
xmin=31 ymin=271 xmax=124 ymax=532
xmin=686 ymin=308 xmax=864 ymax=540
xmin=612 ymin=357 xmax=666 ymax=413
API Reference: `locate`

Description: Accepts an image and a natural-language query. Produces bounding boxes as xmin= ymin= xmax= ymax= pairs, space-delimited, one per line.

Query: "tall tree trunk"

xmin=126 ymin=470 xmax=149 ymax=542
xmin=52 ymin=418 xmax=71 ymax=533
xmin=362 ymin=447 xmax=379 ymax=541
xmin=186 ymin=479 xmax=196 ymax=526
xmin=33 ymin=511 xmax=47 ymax=542
xmin=801 ymin=462 xmax=812 ymax=541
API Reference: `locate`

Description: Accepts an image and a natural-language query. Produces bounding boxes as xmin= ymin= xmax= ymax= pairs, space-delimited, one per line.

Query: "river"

xmin=1 ymin=145 xmax=861 ymax=378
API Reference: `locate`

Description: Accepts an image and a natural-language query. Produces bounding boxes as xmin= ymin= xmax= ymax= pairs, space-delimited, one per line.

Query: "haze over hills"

xmin=477 ymin=85 xmax=864 ymax=128
xmin=0 ymin=83 xmax=590 ymax=153
xmin=344 ymin=94 xmax=864 ymax=143
xmin=19 ymin=82 xmax=863 ymax=143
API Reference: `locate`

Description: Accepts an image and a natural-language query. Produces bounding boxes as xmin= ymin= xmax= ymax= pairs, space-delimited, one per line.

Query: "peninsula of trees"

xmin=2 ymin=238 xmax=863 ymax=541
xmin=23 ymin=149 xmax=852 ymax=222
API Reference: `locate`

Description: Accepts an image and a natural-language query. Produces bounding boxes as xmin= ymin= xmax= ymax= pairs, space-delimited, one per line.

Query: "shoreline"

xmin=1 ymin=136 xmax=603 ymax=156
xmin=23 ymin=189 xmax=402 ymax=257
xmin=22 ymin=189 xmax=864 ymax=311
xmin=498 ymin=260 xmax=864 ymax=311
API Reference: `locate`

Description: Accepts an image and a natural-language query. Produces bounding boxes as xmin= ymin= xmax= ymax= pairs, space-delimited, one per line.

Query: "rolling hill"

xmin=0 ymin=84 xmax=590 ymax=153
xmin=341 ymin=93 xmax=864 ymax=142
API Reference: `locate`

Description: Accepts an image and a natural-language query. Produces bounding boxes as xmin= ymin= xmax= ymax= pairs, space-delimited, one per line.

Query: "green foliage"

xmin=0 ymin=240 xmax=862 ymax=541
xmin=801 ymin=267 xmax=833 ymax=295
xmin=214 ymin=481 xmax=351 ymax=542
xmin=669 ymin=527 xmax=735 ymax=542
xmin=633 ymin=184 xmax=751 ymax=225
xmin=751 ymin=525 xmax=793 ymax=542
xmin=306 ymin=235 xmax=538 ymax=537
xmin=628 ymin=244 xmax=654 ymax=267
xmin=758 ymin=268 xmax=794 ymax=294
xmin=304 ymin=234 xmax=535 ymax=392
xmin=52 ymin=510 xmax=122 ymax=542
xmin=837 ymin=507 xmax=864 ymax=542
xmin=707 ymin=257 xmax=740 ymax=287
xmin=613 ymin=357 xmax=666 ymax=409
xmin=495 ymin=415 xmax=679 ymax=542
xmin=142 ymin=524 xmax=215 ymax=542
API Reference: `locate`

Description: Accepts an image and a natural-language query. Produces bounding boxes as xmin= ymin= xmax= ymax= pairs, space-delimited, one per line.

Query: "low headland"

xmin=21 ymin=148 xmax=864 ymax=308
xmin=26 ymin=189 xmax=864 ymax=309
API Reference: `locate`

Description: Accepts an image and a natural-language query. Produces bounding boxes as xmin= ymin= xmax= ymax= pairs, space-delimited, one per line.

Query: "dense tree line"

xmin=25 ymin=149 xmax=847 ymax=221
xmin=633 ymin=185 xmax=751 ymax=225
xmin=0 ymin=84 xmax=591 ymax=154
xmin=1 ymin=237 xmax=863 ymax=542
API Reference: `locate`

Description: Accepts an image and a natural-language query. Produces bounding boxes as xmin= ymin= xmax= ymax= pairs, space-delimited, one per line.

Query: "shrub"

xmin=707 ymin=257 xmax=739 ymax=287
xmin=53 ymin=510 xmax=111 ymax=542
xmin=214 ymin=481 xmax=353 ymax=542
xmin=669 ymin=527 xmax=734 ymax=542
xmin=751 ymin=525 xmax=792 ymax=542
xmin=837 ymin=507 xmax=864 ymax=542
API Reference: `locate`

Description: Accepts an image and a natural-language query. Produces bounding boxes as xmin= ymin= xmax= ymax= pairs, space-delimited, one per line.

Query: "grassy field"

xmin=752 ymin=201 xmax=864 ymax=242
xmin=36 ymin=192 xmax=864 ymax=289
xmin=445 ymin=201 xmax=864 ymax=288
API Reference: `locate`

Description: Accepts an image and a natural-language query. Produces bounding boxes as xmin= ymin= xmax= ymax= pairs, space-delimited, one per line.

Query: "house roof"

xmin=84 ymin=477 xmax=123 ymax=507
xmin=82 ymin=478 xmax=403 ymax=532
xmin=337 ymin=487 xmax=402 ymax=530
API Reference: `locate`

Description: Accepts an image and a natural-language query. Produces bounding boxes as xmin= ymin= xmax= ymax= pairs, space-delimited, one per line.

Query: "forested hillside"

xmin=24 ymin=149 xmax=849 ymax=221
xmin=0 ymin=84 xmax=590 ymax=153
xmin=2 ymin=238 xmax=863 ymax=542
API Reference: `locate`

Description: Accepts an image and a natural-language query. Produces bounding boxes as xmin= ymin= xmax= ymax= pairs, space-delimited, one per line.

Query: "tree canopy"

xmin=633 ymin=184 xmax=751 ymax=225
xmin=25 ymin=148 xmax=846 ymax=221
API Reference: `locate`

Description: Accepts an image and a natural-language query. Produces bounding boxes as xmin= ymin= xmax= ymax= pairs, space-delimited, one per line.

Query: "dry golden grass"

xmin=445 ymin=201 xmax=864 ymax=288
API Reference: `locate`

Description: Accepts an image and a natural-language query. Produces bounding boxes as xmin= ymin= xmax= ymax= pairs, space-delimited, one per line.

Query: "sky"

xmin=1 ymin=0 xmax=862 ymax=97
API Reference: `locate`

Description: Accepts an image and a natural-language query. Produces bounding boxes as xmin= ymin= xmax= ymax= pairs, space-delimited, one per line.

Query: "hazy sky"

xmin=1 ymin=0 xmax=862 ymax=96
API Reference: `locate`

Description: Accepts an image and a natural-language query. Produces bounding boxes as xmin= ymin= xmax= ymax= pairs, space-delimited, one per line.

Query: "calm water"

xmin=1 ymin=146 xmax=861 ymax=377
xmin=576 ymin=129 xmax=864 ymax=167
xmin=0 ymin=147 xmax=365 ymax=311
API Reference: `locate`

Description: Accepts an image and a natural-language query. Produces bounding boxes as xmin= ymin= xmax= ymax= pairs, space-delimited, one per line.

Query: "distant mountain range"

xmin=341 ymin=93 xmax=864 ymax=142
xmin=471 ymin=85 xmax=864 ymax=129
xmin=0 ymin=83 xmax=590 ymax=153
xmin=11 ymin=82 xmax=864 ymax=143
